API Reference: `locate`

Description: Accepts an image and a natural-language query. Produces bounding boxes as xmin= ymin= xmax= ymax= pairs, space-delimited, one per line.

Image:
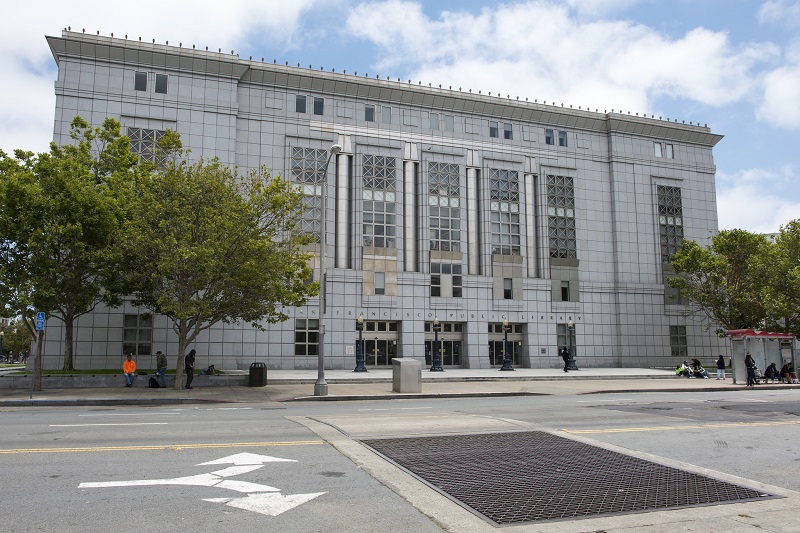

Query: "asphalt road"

xmin=1 ymin=388 xmax=798 ymax=532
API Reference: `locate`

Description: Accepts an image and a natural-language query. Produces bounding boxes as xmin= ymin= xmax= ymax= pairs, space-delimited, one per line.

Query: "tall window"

xmin=490 ymin=168 xmax=521 ymax=255
xmin=296 ymin=95 xmax=307 ymax=113
xmin=670 ymin=325 xmax=687 ymax=358
xmin=547 ymin=174 xmax=576 ymax=259
xmin=561 ymin=281 xmax=570 ymax=301
xmin=374 ymin=272 xmax=385 ymax=295
xmin=127 ymin=127 xmax=166 ymax=167
xmin=545 ymin=129 xmax=554 ymax=145
xmin=489 ymin=121 xmax=499 ymax=138
xmin=362 ymin=155 xmax=397 ymax=248
xmin=313 ymin=97 xmax=324 ymax=116
xmin=134 ymin=71 xmax=147 ymax=91
xmin=431 ymin=113 xmax=440 ymax=130
xmin=365 ymin=104 xmax=375 ymax=122
xmin=123 ymin=314 xmax=152 ymax=357
xmin=294 ymin=319 xmax=319 ymax=356
xmin=428 ymin=162 xmax=461 ymax=252
xmin=558 ymin=130 xmax=568 ymax=147
xmin=290 ymin=147 xmax=328 ymax=242
xmin=444 ymin=115 xmax=454 ymax=132
xmin=504 ymin=278 xmax=513 ymax=299
xmin=504 ymin=123 xmax=513 ymax=140
xmin=658 ymin=185 xmax=683 ymax=262
xmin=155 ymin=74 xmax=168 ymax=94
xmin=381 ymin=106 xmax=392 ymax=124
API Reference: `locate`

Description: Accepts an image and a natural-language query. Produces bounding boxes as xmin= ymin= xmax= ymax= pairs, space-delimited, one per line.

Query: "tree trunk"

xmin=173 ymin=318 xmax=187 ymax=390
xmin=62 ymin=314 xmax=75 ymax=371
xmin=33 ymin=329 xmax=44 ymax=392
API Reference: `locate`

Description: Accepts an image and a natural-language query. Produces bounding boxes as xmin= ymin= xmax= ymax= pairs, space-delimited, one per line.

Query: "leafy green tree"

xmin=0 ymin=319 xmax=34 ymax=361
xmin=0 ymin=116 xmax=137 ymax=374
xmin=759 ymin=220 xmax=800 ymax=335
xmin=668 ymin=229 xmax=772 ymax=335
xmin=120 ymin=138 xmax=317 ymax=389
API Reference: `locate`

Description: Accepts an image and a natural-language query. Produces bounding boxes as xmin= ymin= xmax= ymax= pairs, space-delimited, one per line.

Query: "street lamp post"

xmin=500 ymin=318 xmax=514 ymax=371
xmin=0 ymin=330 xmax=4 ymax=362
xmin=431 ymin=318 xmax=443 ymax=371
xmin=567 ymin=319 xmax=578 ymax=370
xmin=354 ymin=314 xmax=367 ymax=372
xmin=314 ymin=143 xmax=343 ymax=397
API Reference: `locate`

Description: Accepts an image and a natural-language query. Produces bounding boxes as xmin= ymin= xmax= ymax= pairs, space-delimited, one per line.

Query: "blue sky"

xmin=2 ymin=0 xmax=800 ymax=233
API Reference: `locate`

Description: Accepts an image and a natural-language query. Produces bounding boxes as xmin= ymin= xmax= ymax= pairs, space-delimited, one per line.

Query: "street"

xmin=1 ymin=388 xmax=799 ymax=532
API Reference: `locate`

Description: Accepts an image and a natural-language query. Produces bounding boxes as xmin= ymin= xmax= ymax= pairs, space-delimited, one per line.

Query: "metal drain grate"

xmin=362 ymin=431 xmax=773 ymax=525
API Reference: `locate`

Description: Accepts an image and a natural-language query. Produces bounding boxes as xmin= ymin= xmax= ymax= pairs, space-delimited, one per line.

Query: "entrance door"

xmin=488 ymin=322 xmax=524 ymax=367
xmin=424 ymin=339 xmax=462 ymax=366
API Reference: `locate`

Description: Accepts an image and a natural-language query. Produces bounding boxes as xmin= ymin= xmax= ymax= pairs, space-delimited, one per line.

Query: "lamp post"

xmin=567 ymin=319 xmax=578 ymax=370
xmin=431 ymin=318 xmax=443 ymax=371
xmin=354 ymin=314 xmax=367 ymax=372
xmin=0 ymin=330 xmax=4 ymax=362
xmin=314 ymin=143 xmax=343 ymax=397
xmin=500 ymin=318 xmax=514 ymax=371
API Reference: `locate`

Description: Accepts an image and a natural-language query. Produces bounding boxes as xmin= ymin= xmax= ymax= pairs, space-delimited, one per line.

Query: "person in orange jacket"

xmin=123 ymin=353 xmax=137 ymax=387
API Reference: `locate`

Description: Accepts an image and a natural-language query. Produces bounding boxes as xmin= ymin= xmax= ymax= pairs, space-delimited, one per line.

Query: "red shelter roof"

xmin=726 ymin=329 xmax=795 ymax=339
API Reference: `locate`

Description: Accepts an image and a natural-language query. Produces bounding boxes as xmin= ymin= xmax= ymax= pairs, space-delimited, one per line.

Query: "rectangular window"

xmin=428 ymin=162 xmax=461 ymax=252
xmin=504 ymin=123 xmax=513 ymax=140
xmin=365 ymin=105 xmax=375 ymax=122
xmin=294 ymin=319 xmax=319 ymax=356
xmin=558 ymin=130 xmax=568 ymax=147
xmin=362 ymin=155 xmax=397 ymax=248
xmin=290 ymin=147 xmax=328 ymax=241
xmin=444 ymin=115 xmax=454 ymax=132
xmin=557 ymin=323 xmax=568 ymax=350
xmin=122 ymin=313 xmax=152 ymax=357
xmin=374 ymin=272 xmax=385 ymax=295
xmin=503 ymin=278 xmax=513 ymax=300
xmin=654 ymin=142 xmax=663 ymax=158
xmin=489 ymin=168 xmax=521 ymax=255
xmin=665 ymin=144 xmax=674 ymax=158
xmin=655 ymin=142 xmax=674 ymax=159
xmin=134 ymin=71 xmax=147 ymax=92
xmin=561 ymin=281 xmax=570 ymax=302
xmin=296 ymin=95 xmax=307 ymax=113
xmin=127 ymin=127 xmax=167 ymax=168
xmin=547 ymin=174 xmax=577 ymax=259
xmin=658 ymin=185 xmax=683 ymax=262
xmin=430 ymin=262 xmax=462 ymax=298
xmin=381 ymin=106 xmax=392 ymax=124
xmin=545 ymin=128 xmax=554 ymax=145
xmin=669 ymin=325 xmax=688 ymax=358
xmin=154 ymin=74 xmax=168 ymax=94
xmin=430 ymin=113 xmax=440 ymax=130
xmin=489 ymin=121 xmax=499 ymax=138
xmin=313 ymin=97 xmax=324 ymax=116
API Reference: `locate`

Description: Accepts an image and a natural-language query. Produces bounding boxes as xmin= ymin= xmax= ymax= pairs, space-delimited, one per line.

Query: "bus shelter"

xmin=727 ymin=329 xmax=796 ymax=385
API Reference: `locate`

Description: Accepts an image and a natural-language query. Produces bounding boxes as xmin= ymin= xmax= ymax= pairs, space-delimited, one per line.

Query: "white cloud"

xmin=563 ymin=0 xmax=641 ymax=18
xmin=0 ymin=0 xmax=320 ymax=154
xmin=759 ymin=0 xmax=800 ymax=26
xmin=716 ymin=167 xmax=800 ymax=233
xmin=757 ymin=63 xmax=800 ymax=128
xmin=345 ymin=1 xmax=776 ymax=114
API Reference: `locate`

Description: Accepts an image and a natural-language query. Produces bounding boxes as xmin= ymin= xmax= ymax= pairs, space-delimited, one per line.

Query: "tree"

xmin=0 ymin=319 xmax=34 ymax=361
xmin=759 ymin=220 xmax=800 ymax=335
xmin=0 ymin=117 xmax=138 ymax=373
xmin=668 ymin=229 xmax=772 ymax=335
xmin=120 ymin=138 xmax=317 ymax=389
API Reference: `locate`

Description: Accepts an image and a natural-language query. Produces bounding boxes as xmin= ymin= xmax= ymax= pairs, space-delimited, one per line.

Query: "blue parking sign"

xmin=35 ymin=312 xmax=45 ymax=331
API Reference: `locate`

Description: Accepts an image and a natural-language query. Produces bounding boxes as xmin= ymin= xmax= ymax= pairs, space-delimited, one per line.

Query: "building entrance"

xmin=360 ymin=321 xmax=399 ymax=367
xmin=424 ymin=321 xmax=464 ymax=367
xmin=488 ymin=322 xmax=524 ymax=367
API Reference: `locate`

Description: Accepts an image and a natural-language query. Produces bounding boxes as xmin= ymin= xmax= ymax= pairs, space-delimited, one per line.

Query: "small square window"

xmin=296 ymin=95 xmax=307 ymax=113
xmin=134 ymin=71 xmax=147 ymax=92
xmin=545 ymin=128 xmax=554 ymax=145
xmin=489 ymin=121 xmax=499 ymax=138
xmin=444 ymin=115 xmax=454 ymax=132
xmin=430 ymin=113 xmax=440 ymax=130
xmin=155 ymin=74 xmax=168 ymax=94
xmin=313 ymin=97 xmax=324 ymax=116
xmin=365 ymin=104 xmax=375 ymax=122
xmin=504 ymin=123 xmax=513 ymax=140
xmin=381 ymin=106 xmax=391 ymax=124
xmin=558 ymin=130 xmax=568 ymax=147
xmin=375 ymin=272 xmax=385 ymax=295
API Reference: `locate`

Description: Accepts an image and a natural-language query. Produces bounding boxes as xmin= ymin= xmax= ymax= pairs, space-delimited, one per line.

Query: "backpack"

xmin=148 ymin=376 xmax=160 ymax=388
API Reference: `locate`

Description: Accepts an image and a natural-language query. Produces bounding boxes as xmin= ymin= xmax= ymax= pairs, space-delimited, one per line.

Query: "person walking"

xmin=122 ymin=353 xmax=137 ymax=387
xmin=560 ymin=347 xmax=570 ymax=373
xmin=155 ymin=351 xmax=168 ymax=388
xmin=184 ymin=349 xmax=196 ymax=389
xmin=744 ymin=352 xmax=756 ymax=387
xmin=716 ymin=354 xmax=726 ymax=380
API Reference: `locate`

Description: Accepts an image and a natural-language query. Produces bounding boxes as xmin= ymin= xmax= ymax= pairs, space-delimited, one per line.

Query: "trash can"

xmin=392 ymin=358 xmax=422 ymax=393
xmin=248 ymin=362 xmax=267 ymax=387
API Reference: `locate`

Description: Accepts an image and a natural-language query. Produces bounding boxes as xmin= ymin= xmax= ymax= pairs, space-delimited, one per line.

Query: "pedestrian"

xmin=185 ymin=349 xmax=196 ymax=389
xmin=744 ymin=352 xmax=756 ymax=387
xmin=716 ymin=354 xmax=726 ymax=380
xmin=155 ymin=350 xmax=168 ymax=388
xmin=560 ymin=346 xmax=570 ymax=373
xmin=123 ymin=353 xmax=136 ymax=387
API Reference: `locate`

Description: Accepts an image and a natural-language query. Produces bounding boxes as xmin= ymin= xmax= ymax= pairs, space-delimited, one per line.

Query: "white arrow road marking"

xmin=79 ymin=466 xmax=279 ymax=493
xmin=204 ymin=492 xmax=326 ymax=516
xmin=51 ymin=423 xmax=169 ymax=427
xmin=198 ymin=453 xmax=297 ymax=466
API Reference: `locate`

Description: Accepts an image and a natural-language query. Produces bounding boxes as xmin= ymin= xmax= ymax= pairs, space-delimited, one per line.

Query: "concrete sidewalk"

xmin=1 ymin=367 xmax=792 ymax=406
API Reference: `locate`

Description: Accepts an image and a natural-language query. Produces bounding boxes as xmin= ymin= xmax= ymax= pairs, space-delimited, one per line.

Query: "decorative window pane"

xmin=362 ymin=155 xmax=397 ymax=248
xmin=290 ymin=147 xmax=328 ymax=242
xmin=122 ymin=313 xmax=151 ymax=357
xmin=127 ymin=127 xmax=167 ymax=168
xmin=547 ymin=174 xmax=577 ymax=259
xmin=155 ymin=74 xmax=168 ymax=94
xmin=134 ymin=71 xmax=147 ymax=91
xmin=490 ymin=168 xmax=521 ymax=255
xmin=428 ymin=162 xmax=461 ymax=252
xmin=657 ymin=185 xmax=683 ymax=262
xmin=670 ymin=325 xmax=688 ymax=358
xmin=295 ymin=319 xmax=320 ymax=356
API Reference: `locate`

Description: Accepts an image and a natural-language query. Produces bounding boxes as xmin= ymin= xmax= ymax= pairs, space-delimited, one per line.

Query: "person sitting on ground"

xmin=764 ymin=362 xmax=780 ymax=383
xmin=676 ymin=361 xmax=693 ymax=378
xmin=781 ymin=362 xmax=799 ymax=384
xmin=122 ymin=353 xmax=136 ymax=387
xmin=691 ymin=359 xmax=709 ymax=379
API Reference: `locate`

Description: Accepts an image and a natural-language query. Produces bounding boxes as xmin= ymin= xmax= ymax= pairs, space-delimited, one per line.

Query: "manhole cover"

xmin=361 ymin=431 xmax=774 ymax=525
